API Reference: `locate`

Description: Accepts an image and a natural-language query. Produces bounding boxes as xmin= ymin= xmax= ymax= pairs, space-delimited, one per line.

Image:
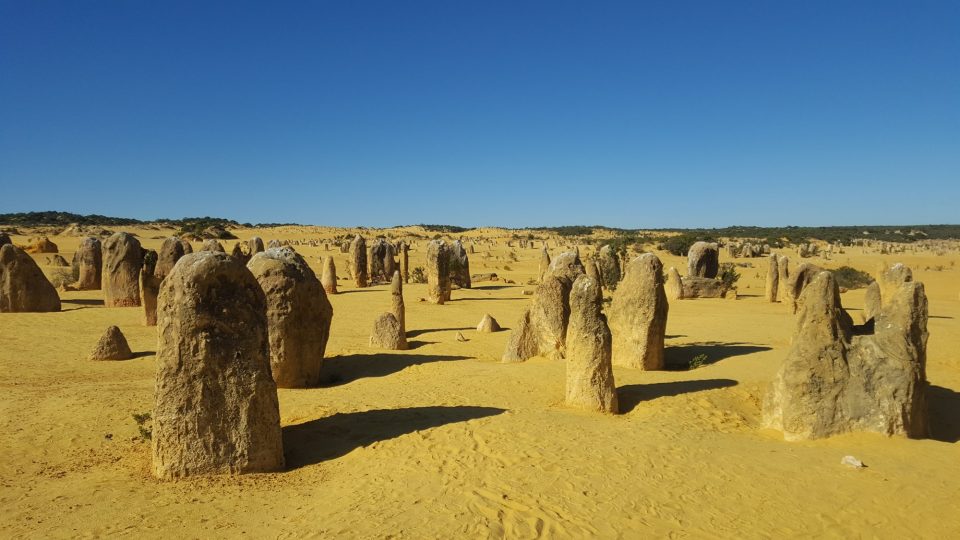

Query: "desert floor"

xmin=1 ymin=226 xmax=959 ymax=538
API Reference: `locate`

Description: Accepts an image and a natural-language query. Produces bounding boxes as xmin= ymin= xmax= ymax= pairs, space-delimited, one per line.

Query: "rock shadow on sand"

xmin=664 ymin=342 xmax=771 ymax=370
xmin=929 ymin=385 xmax=960 ymax=443
xmin=283 ymin=406 xmax=506 ymax=468
xmin=319 ymin=353 xmax=468 ymax=386
xmin=616 ymin=379 xmax=738 ymax=413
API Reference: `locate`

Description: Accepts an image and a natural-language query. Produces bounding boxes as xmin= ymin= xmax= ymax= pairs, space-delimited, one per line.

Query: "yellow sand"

xmin=1 ymin=226 xmax=958 ymax=538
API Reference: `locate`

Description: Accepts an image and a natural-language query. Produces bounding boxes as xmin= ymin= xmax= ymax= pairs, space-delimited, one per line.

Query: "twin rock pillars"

xmin=504 ymin=249 xmax=670 ymax=415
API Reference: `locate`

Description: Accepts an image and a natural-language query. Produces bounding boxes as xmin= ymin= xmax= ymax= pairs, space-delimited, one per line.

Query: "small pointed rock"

xmin=476 ymin=314 xmax=501 ymax=333
xmin=89 ymin=325 xmax=133 ymax=360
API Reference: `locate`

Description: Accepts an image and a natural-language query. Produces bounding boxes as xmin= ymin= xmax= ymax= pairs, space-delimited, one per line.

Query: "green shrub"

xmin=132 ymin=412 xmax=153 ymax=441
xmin=689 ymin=354 xmax=708 ymax=370
xmin=832 ymin=266 xmax=873 ymax=289
xmin=718 ymin=263 xmax=740 ymax=289
xmin=410 ymin=266 xmax=427 ymax=283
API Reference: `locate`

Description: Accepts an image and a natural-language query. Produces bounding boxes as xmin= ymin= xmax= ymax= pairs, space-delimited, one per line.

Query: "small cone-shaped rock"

xmin=566 ymin=275 xmax=618 ymax=413
xmin=390 ymin=271 xmax=405 ymax=334
xmin=89 ymin=325 xmax=133 ymax=360
xmin=321 ymin=255 xmax=338 ymax=294
xmin=76 ymin=237 xmax=102 ymax=290
xmin=597 ymin=245 xmax=621 ymax=290
xmin=0 ymin=244 xmax=61 ymax=312
xmin=665 ymin=266 xmax=683 ymax=300
xmin=476 ymin=314 xmax=501 ymax=332
xmin=102 ymin=232 xmax=143 ymax=307
xmin=538 ymin=247 xmax=551 ymax=282
xmin=200 ymin=239 xmax=225 ymax=252
xmin=763 ymin=270 xmax=929 ymax=440
xmin=140 ymin=269 xmax=161 ymax=326
xmin=687 ymin=241 xmax=719 ymax=278
xmin=369 ymin=312 xmax=407 ymax=350
xmin=426 ymin=239 xmax=450 ymax=304
xmin=764 ymin=254 xmax=779 ymax=303
xmin=155 ymin=237 xmax=188 ymax=281
xmin=247 ymin=247 xmax=333 ymax=388
xmin=231 ymin=242 xmax=250 ymax=264
xmin=153 ymin=252 xmax=283 ymax=479
xmin=349 ymin=235 xmax=368 ymax=288
xmin=608 ymin=254 xmax=669 ymax=370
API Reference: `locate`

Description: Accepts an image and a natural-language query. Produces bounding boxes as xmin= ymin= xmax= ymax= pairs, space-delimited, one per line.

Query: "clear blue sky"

xmin=1 ymin=1 xmax=958 ymax=228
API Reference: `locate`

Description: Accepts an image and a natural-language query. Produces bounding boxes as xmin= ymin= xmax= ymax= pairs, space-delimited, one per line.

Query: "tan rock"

xmin=76 ymin=237 xmax=102 ymax=290
xmin=200 ymin=239 xmax=225 ymax=252
xmin=390 ymin=271 xmax=405 ymax=334
xmin=763 ymin=270 xmax=929 ymax=440
xmin=597 ymin=245 xmax=621 ymax=290
xmin=426 ymin=239 xmax=450 ymax=304
xmin=538 ymin=247 xmax=551 ymax=282
xmin=0 ymin=244 xmax=61 ymax=312
xmin=153 ymin=251 xmax=283 ymax=478
xmin=139 ymin=271 xmax=161 ymax=326
xmin=608 ymin=254 xmax=668 ymax=370
xmin=765 ymin=254 xmax=779 ymax=303
xmin=349 ymin=235 xmax=368 ymax=288
xmin=321 ymin=255 xmax=338 ymax=294
xmin=665 ymin=266 xmax=683 ymax=300
xmin=785 ymin=263 xmax=822 ymax=313
xmin=247 ymin=247 xmax=332 ymax=388
xmin=369 ymin=312 xmax=407 ymax=350
xmin=155 ymin=237 xmax=187 ymax=280
xmin=88 ymin=325 xmax=133 ymax=360
xmin=687 ymin=241 xmax=719 ymax=278
xmin=102 ymin=232 xmax=143 ymax=307
xmin=565 ymin=275 xmax=618 ymax=413
xmin=501 ymin=308 xmax=537 ymax=362
xmin=476 ymin=314 xmax=501 ymax=332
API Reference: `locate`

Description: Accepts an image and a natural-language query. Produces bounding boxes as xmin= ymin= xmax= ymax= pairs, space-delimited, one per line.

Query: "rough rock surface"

xmin=102 ymin=232 xmax=143 ymax=307
xmin=76 ymin=237 xmax=102 ymax=290
xmin=864 ymin=281 xmax=882 ymax=322
xmin=878 ymin=263 xmax=913 ymax=304
xmin=501 ymin=309 xmax=538 ymax=362
xmin=765 ymin=254 xmax=779 ymax=303
xmin=565 ymin=275 xmax=618 ymax=413
xmin=538 ymin=247 xmax=551 ymax=282
xmin=0 ymin=232 xmax=10 ymax=247
xmin=597 ymin=245 xmax=621 ymax=290
xmin=155 ymin=237 xmax=188 ymax=280
xmin=349 ymin=235 xmax=368 ymax=288
xmin=390 ymin=271 xmax=405 ymax=334
xmin=665 ymin=266 xmax=683 ymax=300
xmin=369 ymin=239 xmax=388 ymax=283
xmin=680 ymin=276 xmax=727 ymax=299
xmin=88 ymin=325 xmax=133 ymax=360
xmin=450 ymin=240 xmax=471 ymax=289
xmin=608 ymin=254 xmax=668 ymax=370
xmin=400 ymin=242 xmax=409 ymax=283
xmin=0 ymin=244 xmax=61 ymax=312
xmin=248 ymin=237 xmax=265 ymax=255
xmin=687 ymin=241 xmax=719 ymax=278
xmin=785 ymin=263 xmax=823 ymax=313
xmin=369 ymin=312 xmax=407 ymax=350
xmin=25 ymin=236 xmax=58 ymax=254
xmin=200 ymin=239 xmax=225 ymax=252
xmin=426 ymin=240 xmax=450 ymax=304
xmin=777 ymin=255 xmax=790 ymax=303
xmin=476 ymin=313 xmax=501 ymax=333
xmin=763 ymin=270 xmax=929 ymax=440
xmin=321 ymin=255 xmax=338 ymax=294
xmin=152 ymin=251 xmax=284 ymax=478
xmin=140 ymin=270 xmax=161 ymax=326
xmin=543 ymin=251 xmax=585 ymax=285
xmin=247 ymin=247 xmax=333 ymax=388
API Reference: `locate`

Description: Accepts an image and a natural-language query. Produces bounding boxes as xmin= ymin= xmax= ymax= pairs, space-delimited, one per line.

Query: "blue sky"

xmin=1 ymin=1 xmax=958 ymax=228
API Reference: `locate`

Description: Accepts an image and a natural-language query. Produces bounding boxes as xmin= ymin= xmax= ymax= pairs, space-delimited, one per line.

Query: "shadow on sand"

xmin=664 ymin=342 xmax=772 ymax=371
xmin=62 ymin=298 xmax=104 ymax=306
xmin=471 ymin=285 xmax=515 ymax=291
xmin=283 ymin=406 xmax=506 ymax=468
xmin=406 ymin=327 xmax=473 ymax=338
xmin=319 ymin=352 xmax=468 ymax=386
xmin=617 ymin=379 xmax=738 ymax=413
xmin=929 ymin=385 xmax=960 ymax=443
